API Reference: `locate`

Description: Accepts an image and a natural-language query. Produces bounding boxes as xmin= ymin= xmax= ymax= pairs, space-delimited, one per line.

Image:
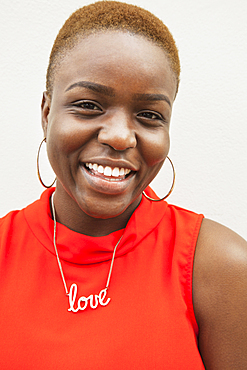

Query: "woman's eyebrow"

xmin=134 ymin=93 xmax=171 ymax=107
xmin=65 ymin=81 xmax=115 ymax=96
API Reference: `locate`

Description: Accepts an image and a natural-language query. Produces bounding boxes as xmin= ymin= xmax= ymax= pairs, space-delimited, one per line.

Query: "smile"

xmin=81 ymin=161 xmax=136 ymax=195
xmin=85 ymin=162 xmax=132 ymax=181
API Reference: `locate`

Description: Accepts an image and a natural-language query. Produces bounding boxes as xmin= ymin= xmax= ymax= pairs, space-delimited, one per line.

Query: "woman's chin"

xmin=81 ymin=201 xmax=130 ymax=220
xmin=78 ymin=193 xmax=141 ymax=221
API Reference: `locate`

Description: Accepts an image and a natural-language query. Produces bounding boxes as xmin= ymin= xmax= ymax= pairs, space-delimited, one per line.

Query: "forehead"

xmin=53 ymin=31 xmax=176 ymax=100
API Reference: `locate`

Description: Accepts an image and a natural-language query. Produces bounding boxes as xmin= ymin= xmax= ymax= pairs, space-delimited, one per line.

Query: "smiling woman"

xmin=43 ymin=30 xmax=175 ymax=230
xmin=0 ymin=1 xmax=247 ymax=370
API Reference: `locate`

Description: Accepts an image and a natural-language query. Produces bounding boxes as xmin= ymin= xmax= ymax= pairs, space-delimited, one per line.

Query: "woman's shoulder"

xmin=0 ymin=209 xmax=21 ymax=227
xmin=0 ymin=191 xmax=50 ymax=238
xmin=195 ymin=218 xmax=247 ymax=271
xmin=194 ymin=219 xmax=247 ymax=291
xmin=193 ymin=219 xmax=247 ymax=368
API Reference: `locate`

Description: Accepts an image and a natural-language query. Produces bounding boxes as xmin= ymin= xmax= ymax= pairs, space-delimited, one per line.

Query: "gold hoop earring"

xmin=37 ymin=137 xmax=56 ymax=188
xmin=142 ymin=156 xmax=175 ymax=202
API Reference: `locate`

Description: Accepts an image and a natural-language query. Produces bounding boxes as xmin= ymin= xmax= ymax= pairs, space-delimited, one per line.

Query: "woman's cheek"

xmin=46 ymin=118 xmax=85 ymax=155
xmin=142 ymin=131 xmax=170 ymax=166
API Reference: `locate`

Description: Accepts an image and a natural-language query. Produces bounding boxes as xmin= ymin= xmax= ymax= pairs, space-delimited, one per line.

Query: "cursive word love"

xmin=67 ymin=283 xmax=111 ymax=313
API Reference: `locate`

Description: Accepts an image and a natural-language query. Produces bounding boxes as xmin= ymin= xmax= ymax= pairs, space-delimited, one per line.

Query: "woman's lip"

xmin=81 ymin=165 xmax=136 ymax=194
xmin=80 ymin=157 xmax=139 ymax=172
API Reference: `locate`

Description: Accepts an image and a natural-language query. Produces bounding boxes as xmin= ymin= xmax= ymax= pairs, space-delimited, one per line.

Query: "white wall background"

xmin=0 ymin=0 xmax=246 ymax=239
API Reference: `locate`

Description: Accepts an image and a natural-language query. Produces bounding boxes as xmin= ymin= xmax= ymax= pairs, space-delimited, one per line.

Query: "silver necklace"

xmin=51 ymin=193 xmax=123 ymax=313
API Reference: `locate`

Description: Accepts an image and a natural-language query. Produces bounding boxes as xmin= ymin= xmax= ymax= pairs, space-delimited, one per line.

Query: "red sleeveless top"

xmin=0 ymin=188 xmax=205 ymax=369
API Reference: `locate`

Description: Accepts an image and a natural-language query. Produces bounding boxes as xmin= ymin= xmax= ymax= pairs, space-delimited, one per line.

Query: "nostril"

xmin=98 ymin=130 xmax=137 ymax=151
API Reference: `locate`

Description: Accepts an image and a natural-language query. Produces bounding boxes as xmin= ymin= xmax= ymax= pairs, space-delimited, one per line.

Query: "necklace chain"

xmin=51 ymin=193 xmax=123 ymax=311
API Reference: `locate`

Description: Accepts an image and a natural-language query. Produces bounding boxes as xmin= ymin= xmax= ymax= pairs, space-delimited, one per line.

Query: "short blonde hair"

xmin=46 ymin=1 xmax=180 ymax=96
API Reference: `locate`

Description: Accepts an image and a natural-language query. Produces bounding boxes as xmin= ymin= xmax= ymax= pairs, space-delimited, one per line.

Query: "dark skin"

xmin=194 ymin=219 xmax=247 ymax=369
xmin=42 ymin=31 xmax=247 ymax=368
xmin=42 ymin=32 xmax=174 ymax=236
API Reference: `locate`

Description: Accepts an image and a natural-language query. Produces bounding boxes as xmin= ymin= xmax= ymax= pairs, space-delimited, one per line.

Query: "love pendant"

xmin=67 ymin=283 xmax=111 ymax=313
xmin=51 ymin=194 xmax=122 ymax=314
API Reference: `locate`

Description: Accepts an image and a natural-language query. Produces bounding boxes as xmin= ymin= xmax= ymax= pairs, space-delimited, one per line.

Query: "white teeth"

xmin=112 ymin=167 xmax=120 ymax=177
xmin=119 ymin=168 xmax=125 ymax=176
xmin=85 ymin=163 xmax=132 ymax=178
xmin=104 ymin=166 xmax=112 ymax=176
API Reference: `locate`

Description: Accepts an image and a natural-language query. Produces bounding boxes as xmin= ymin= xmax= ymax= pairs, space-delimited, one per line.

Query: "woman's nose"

xmin=97 ymin=112 xmax=137 ymax=151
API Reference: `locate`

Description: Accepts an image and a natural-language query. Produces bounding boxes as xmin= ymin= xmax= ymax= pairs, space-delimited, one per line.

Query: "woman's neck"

xmin=51 ymin=189 xmax=141 ymax=237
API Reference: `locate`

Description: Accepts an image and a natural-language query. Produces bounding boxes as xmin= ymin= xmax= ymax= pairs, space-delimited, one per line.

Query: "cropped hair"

xmin=46 ymin=1 xmax=180 ymax=96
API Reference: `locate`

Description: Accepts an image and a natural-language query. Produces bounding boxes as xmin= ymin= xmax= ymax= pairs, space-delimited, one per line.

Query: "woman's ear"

xmin=41 ymin=92 xmax=51 ymax=137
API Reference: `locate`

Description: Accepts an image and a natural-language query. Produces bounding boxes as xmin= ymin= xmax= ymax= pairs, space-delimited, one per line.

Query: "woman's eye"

xmin=138 ymin=111 xmax=163 ymax=120
xmin=74 ymin=101 xmax=102 ymax=111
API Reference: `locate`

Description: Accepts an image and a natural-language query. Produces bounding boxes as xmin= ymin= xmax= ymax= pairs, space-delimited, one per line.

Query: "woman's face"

xmin=42 ymin=31 xmax=177 ymax=219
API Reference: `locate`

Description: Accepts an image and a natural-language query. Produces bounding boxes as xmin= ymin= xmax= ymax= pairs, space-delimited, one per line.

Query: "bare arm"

xmin=193 ymin=218 xmax=247 ymax=369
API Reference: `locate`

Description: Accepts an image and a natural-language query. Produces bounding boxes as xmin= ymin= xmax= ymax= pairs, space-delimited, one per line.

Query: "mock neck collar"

xmin=24 ymin=188 xmax=168 ymax=265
